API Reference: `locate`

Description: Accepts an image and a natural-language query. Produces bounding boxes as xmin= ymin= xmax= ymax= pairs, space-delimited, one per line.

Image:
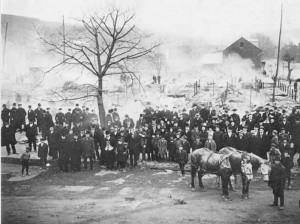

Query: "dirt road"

xmin=2 ymin=163 xmax=300 ymax=224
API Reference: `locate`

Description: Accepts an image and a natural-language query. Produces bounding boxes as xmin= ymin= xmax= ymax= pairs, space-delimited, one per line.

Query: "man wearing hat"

xmin=230 ymin=109 xmax=240 ymax=125
xmin=189 ymin=104 xmax=199 ymax=120
xmin=1 ymin=122 xmax=17 ymax=155
xmin=1 ymin=104 xmax=10 ymax=124
xmin=27 ymin=105 xmax=36 ymax=123
xmin=69 ymin=133 xmax=82 ymax=171
xmin=55 ymin=108 xmax=65 ymax=125
xmin=38 ymin=137 xmax=48 ymax=169
xmin=9 ymin=103 xmax=17 ymax=130
xmin=15 ymin=103 xmax=26 ymax=131
xmin=104 ymin=131 xmax=116 ymax=169
xmin=268 ymin=156 xmax=286 ymax=210
xmin=25 ymin=120 xmax=38 ymax=152
xmin=123 ymin=115 xmax=134 ymax=130
xmin=81 ymin=131 xmax=95 ymax=170
xmin=64 ymin=108 xmax=72 ymax=128
xmin=112 ymin=108 xmax=120 ymax=123
xmin=41 ymin=108 xmax=54 ymax=138
xmin=34 ymin=103 xmax=45 ymax=133
xmin=72 ymin=104 xmax=83 ymax=125
xmin=116 ymin=138 xmax=128 ymax=169
xmin=58 ymin=134 xmax=70 ymax=172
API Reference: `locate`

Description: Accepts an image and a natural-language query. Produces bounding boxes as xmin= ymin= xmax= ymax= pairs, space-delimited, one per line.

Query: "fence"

xmin=256 ymin=79 xmax=299 ymax=102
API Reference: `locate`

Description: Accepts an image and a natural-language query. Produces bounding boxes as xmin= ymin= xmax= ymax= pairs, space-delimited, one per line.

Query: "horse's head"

xmin=249 ymin=153 xmax=271 ymax=181
xmin=257 ymin=161 xmax=271 ymax=181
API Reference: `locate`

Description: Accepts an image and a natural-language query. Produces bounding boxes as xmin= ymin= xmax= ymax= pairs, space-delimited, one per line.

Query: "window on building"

xmin=239 ymin=42 xmax=244 ymax=48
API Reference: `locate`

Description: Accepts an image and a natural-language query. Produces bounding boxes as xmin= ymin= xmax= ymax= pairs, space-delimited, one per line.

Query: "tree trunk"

xmin=97 ymin=77 xmax=106 ymax=128
xmin=287 ymin=61 xmax=292 ymax=82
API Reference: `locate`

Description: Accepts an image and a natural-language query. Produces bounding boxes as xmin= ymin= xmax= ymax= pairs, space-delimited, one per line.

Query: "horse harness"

xmin=200 ymin=152 xmax=232 ymax=173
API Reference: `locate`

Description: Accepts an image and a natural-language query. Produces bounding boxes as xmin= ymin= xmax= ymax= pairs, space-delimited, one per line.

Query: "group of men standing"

xmin=1 ymin=101 xmax=300 ymax=173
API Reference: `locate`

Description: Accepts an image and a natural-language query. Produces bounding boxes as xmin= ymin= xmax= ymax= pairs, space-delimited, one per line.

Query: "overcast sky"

xmin=2 ymin=0 xmax=300 ymax=44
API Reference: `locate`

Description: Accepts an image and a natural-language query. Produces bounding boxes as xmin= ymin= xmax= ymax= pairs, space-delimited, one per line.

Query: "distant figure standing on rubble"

xmin=153 ymin=75 xmax=157 ymax=84
xmin=157 ymin=75 xmax=161 ymax=84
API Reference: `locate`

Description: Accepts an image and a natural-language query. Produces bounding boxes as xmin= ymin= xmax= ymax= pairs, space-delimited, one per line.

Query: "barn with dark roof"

xmin=223 ymin=37 xmax=263 ymax=68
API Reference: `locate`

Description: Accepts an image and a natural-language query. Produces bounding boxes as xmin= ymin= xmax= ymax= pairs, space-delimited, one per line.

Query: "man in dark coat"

xmin=230 ymin=109 xmax=240 ymax=126
xmin=41 ymin=108 xmax=54 ymax=138
xmin=1 ymin=123 xmax=17 ymax=155
xmin=112 ymin=108 xmax=120 ymax=123
xmin=116 ymin=139 xmax=128 ymax=169
xmin=58 ymin=134 xmax=70 ymax=172
xmin=104 ymin=132 xmax=116 ymax=169
xmin=65 ymin=108 xmax=72 ymax=128
xmin=48 ymin=126 xmax=59 ymax=159
xmin=72 ymin=104 xmax=83 ymax=125
xmin=123 ymin=115 xmax=135 ymax=130
xmin=223 ymin=128 xmax=237 ymax=148
xmin=235 ymin=131 xmax=247 ymax=151
xmin=70 ymin=134 xmax=82 ymax=171
xmin=90 ymin=127 xmax=104 ymax=161
xmin=27 ymin=105 xmax=36 ymax=123
xmin=258 ymin=128 xmax=270 ymax=159
xmin=176 ymin=146 xmax=188 ymax=176
xmin=249 ymin=131 xmax=262 ymax=156
xmin=55 ymin=108 xmax=65 ymax=125
xmin=81 ymin=131 xmax=95 ymax=170
xmin=269 ymin=156 xmax=286 ymax=210
xmin=34 ymin=103 xmax=45 ymax=132
xmin=15 ymin=104 xmax=26 ymax=131
xmin=38 ymin=138 xmax=48 ymax=169
xmin=25 ymin=121 xmax=37 ymax=152
xmin=128 ymin=130 xmax=141 ymax=167
xmin=1 ymin=104 xmax=10 ymax=123
xmin=9 ymin=103 xmax=17 ymax=130
xmin=213 ymin=126 xmax=224 ymax=151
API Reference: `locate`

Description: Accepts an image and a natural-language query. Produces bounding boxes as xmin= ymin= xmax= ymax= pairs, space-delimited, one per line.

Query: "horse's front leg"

xmin=198 ymin=169 xmax=204 ymax=188
xmin=191 ymin=166 xmax=197 ymax=190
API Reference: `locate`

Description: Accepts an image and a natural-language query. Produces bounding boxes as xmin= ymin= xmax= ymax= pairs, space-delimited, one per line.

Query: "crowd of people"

xmin=1 ymin=102 xmax=300 ymax=181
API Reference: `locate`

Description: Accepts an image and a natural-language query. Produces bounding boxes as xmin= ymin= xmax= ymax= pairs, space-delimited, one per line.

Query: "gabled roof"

xmin=223 ymin=37 xmax=262 ymax=53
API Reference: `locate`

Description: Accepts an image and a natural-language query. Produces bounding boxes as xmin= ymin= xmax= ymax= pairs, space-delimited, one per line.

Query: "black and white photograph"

xmin=1 ymin=0 xmax=300 ymax=223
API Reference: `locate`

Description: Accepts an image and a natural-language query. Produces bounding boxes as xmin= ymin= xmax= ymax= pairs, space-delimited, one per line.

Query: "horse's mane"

xmin=249 ymin=153 xmax=267 ymax=164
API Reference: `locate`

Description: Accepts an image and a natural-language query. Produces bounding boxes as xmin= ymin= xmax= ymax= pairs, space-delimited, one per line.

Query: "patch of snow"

xmin=125 ymin=174 xmax=133 ymax=179
xmin=95 ymin=170 xmax=119 ymax=176
xmin=60 ymin=186 xmax=93 ymax=192
xmin=119 ymin=187 xmax=132 ymax=195
xmin=106 ymin=178 xmax=126 ymax=185
xmin=153 ymin=169 xmax=174 ymax=175
xmin=98 ymin=187 xmax=110 ymax=191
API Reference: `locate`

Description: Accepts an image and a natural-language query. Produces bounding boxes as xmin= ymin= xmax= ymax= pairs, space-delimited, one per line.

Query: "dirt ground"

xmin=2 ymin=161 xmax=300 ymax=224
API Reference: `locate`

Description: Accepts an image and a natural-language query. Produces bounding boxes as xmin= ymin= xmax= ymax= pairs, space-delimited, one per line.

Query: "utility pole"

xmin=250 ymin=86 xmax=252 ymax=108
xmin=2 ymin=22 xmax=8 ymax=69
xmin=272 ymin=3 xmax=283 ymax=102
xmin=62 ymin=15 xmax=66 ymax=62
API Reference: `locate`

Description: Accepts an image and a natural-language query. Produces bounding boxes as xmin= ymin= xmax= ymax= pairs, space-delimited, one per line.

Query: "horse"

xmin=190 ymin=148 xmax=235 ymax=199
xmin=218 ymin=147 xmax=271 ymax=191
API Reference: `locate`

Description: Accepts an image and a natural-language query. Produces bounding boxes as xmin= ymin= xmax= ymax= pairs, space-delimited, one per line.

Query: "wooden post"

xmin=2 ymin=22 xmax=8 ymax=69
xmin=62 ymin=15 xmax=66 ymax=62
xmin=272 ymin=3 xmax=283 ymax=102
xmin=250 ymin=87 xmax=252 ymax=108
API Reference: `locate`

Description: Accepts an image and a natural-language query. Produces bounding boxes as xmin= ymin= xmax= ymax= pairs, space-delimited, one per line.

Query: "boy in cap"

xmin=20 ymin=147 xmax=31 ymax=176
xmin=176 ymin=146 xmax=188 ymax=176
xmin=268 ymin=156 xmax=286 ymax=210
xmin=241 ymin=153 xmax=253 ymax=199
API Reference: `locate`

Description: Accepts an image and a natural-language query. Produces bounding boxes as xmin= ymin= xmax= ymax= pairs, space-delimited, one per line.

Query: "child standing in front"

xmin=176 ymin=146 xmax=188 ymax=176
xmin=241 ymin=153 xmax=253 ymax=199
xmin=20 ymin=147 xmax=31 ymax=176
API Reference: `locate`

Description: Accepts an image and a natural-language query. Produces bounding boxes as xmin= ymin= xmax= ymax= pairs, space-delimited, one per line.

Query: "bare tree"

xmin=39 ymin=9 xmax=158 ymax=127
xmin=282 ymin=53 xmax=294 ymax=83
